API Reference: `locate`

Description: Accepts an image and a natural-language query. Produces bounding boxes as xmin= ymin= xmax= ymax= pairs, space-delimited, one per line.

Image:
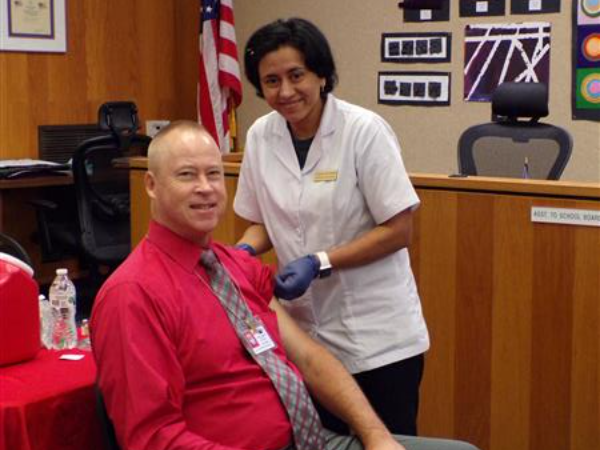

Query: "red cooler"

xmin=0 ymin=252 xmax=40 ymax=366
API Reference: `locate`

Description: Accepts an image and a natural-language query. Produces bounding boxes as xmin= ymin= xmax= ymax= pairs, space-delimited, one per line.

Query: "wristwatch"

xmin=315 ymin=251 xmax=332 ymax=278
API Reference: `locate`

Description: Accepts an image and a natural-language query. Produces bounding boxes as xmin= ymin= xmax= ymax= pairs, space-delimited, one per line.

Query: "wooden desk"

xmin=129 ymin=159 xmax=600 ymax=450
xmin=0 ymin=175 xmax=78 ymax=283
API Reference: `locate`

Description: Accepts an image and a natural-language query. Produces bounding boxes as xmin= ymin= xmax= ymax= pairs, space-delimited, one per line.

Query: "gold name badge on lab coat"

xmin=314 ymin=171 xmax=338 ymax=182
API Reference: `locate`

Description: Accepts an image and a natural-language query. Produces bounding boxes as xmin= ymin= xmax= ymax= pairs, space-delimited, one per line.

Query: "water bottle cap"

xmin=56 ymin=268 xmax=68 ymax=276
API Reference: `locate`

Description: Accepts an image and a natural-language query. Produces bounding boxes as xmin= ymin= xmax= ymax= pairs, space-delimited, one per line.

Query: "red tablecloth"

xmin=0 ymin=349 xmax=104 ymax=450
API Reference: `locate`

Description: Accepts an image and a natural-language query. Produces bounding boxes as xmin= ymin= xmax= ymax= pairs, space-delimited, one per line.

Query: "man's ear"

xmin=145 ymin=171 xmax=157 ymax=200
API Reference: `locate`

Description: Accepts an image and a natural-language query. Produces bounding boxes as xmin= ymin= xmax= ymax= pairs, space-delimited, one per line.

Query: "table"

xmin=0 ymin=349 xmax=104 ymax=450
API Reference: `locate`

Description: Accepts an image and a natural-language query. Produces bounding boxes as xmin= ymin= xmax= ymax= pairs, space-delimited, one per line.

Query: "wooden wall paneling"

xmin=530 ymin=208 xmax=576 ymax=450
xmin=84 ymin=1 xmax=140 ymax=104
xmin=570 ymin=218 xmax=600 ymax=450
xmin=0 ymin=0 xmax=196 ymax=160
xmin=413 ymin=187 xmax=600 ymax=450
xmin=0 ymin=54 xmax=34 ymax=158
xmin=414 ymin=189 xmax=458 ymax=438
xmin=490 ymin=196 xmax=533 ymax=450
xmin=212 ymin=175 xmax=247 ymax=244
xmin=45 ymin=0 xmax=90 ymax=124
xmin=174 ymin=0 xmax=200 ymax=120
xmin=454 ymin=193 xmax=494 ymax=450
xmin=130 ymin=168 xmax=150 ymax=247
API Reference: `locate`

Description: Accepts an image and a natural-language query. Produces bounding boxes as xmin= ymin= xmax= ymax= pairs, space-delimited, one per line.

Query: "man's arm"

xmin=92 ymin=283 xmax=247 ymax=450
xmin=269 ymin=299 xmax=406 ymax=450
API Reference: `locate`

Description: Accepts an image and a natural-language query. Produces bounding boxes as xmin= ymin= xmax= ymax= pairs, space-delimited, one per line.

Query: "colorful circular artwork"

xmin=582 ymin=0 xmax=600 ymax=18
xmin=582 ymin=34 xmax=600 ymax=61
xmin=580 ymin=73 xmax=600 ymax=104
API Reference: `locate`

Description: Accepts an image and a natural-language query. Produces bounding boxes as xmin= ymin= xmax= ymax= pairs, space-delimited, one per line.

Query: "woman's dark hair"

xmin=244 ymin=18 xmax=338 ymax=98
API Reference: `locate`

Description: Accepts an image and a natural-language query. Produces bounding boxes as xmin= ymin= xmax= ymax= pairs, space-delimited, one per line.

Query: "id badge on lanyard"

xmin=242 ymin=316 xmax=277 ymax=355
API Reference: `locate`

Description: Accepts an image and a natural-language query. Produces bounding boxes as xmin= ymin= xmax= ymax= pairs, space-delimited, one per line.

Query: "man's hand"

xmin=361 ymin=430 xmax=407 ymax=450
xmin=274 ymin=255 xmax=320 ymax=300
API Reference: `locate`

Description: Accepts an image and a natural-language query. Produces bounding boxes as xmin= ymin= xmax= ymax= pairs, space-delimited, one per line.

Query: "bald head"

xmin=147 ymin=121 xmax=219 ymax=175
xmin=144 ymin=120 xmax=227 ymax=245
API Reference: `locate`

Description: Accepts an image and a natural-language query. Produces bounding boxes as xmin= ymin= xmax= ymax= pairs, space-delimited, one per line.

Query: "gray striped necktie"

xmin=200 ymin=249 xmax=326 ymax=450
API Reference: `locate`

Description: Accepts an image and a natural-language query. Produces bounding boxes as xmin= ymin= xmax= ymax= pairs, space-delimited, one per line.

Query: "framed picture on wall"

xmin=0 ymin=0 xmax=67 ymax=53
xmin=381 ymin=32 xmax=452 ymax=63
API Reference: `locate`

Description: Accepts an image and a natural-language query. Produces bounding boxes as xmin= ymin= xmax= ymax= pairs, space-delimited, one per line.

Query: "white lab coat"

xmin=234 ymin=95 xmax=429 ymax=373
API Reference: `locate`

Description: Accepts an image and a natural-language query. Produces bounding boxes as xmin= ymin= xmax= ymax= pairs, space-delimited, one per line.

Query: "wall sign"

xmin=403 ymin=0 xmax=450 ymax=22
xmin=381 ymin=32 xmax=451 ymax=63
xmin=0 ymin=0 xmax=67 ymax=53
xmin=379 ymin=71 xmax=451 ymax=106
xmin=460 ymin=0 xmax=506 ymax=17
xmin=511 ymin=0 xmax=561 ymax=14
xmin=531 ymin=207 xmax=600 ymax=227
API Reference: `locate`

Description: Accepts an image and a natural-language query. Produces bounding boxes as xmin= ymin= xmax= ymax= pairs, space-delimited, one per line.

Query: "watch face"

xmin=319 ymin=267 xmax=332 ymax=278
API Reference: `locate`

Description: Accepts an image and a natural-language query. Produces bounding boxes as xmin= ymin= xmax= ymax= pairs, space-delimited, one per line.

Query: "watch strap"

xmin=315 ymin=251 xmax=332 ymax=278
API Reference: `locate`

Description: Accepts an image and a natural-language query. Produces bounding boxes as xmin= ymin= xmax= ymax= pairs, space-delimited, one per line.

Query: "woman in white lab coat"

xmin=234 ymin=17 xmax=429 ymax=436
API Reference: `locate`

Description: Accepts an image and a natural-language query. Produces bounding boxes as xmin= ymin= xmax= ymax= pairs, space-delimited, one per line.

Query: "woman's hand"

xmin=274 ymin=254 xmax=320 ymax=300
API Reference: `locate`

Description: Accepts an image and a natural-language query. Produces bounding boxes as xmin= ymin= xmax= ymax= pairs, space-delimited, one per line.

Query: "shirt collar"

xmin=146 ymin=220 xmax=210 ymax=273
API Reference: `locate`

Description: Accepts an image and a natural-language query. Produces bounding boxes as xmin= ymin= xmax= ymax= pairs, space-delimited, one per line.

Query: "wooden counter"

xmin=129 ymin=157 xmax=599 ymax=450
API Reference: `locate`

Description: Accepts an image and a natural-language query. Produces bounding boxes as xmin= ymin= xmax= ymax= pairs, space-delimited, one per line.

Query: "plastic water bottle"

xmin=39 ymin=294 xmax=53 ymax=349
xmin=49 ymin=268 xmax=78 ymax=349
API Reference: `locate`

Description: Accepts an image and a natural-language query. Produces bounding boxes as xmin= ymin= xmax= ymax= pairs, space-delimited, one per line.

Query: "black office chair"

xmin=33 ymin=102 xmax=151 ymax=307
xmin=72 ymin=102 xmax=151 ymax=276
xmin=95 ymin=384 xmax=121 ymax=450
xmin=458 ymin=82 xmax=573 ymax=180
xmin=0 ymin=232 xmax=33 ymax=269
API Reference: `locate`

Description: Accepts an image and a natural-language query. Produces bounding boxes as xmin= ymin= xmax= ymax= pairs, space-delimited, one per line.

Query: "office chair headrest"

xmin=98 ymin=102 xmax=140 ymax=135
xmin=492 ymin=82 xmax=549 ymax=122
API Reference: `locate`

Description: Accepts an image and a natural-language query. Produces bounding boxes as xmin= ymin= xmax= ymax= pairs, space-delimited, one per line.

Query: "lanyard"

xmin=194 ymin=267 xmax=259 ymax=332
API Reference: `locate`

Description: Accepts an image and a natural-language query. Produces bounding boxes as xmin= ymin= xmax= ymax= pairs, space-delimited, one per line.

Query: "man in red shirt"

xmin=91 ymin=121 xmax=478 ymax=450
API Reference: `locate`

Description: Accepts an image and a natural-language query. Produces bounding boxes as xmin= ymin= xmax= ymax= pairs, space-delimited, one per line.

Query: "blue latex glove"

xmin=236 ymin=243 xmax=257 ymax=256
xmin=274 ymin=255 xmax=320 ymax=300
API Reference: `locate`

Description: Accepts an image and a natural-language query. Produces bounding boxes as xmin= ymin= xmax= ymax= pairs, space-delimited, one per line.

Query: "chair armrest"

xmin=28 ymin=198 xmax=59 ymax=211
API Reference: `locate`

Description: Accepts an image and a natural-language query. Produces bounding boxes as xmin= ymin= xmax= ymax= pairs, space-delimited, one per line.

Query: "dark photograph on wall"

xmin=464 ymin=22 xmax=551 ymax=101
xmin=379 ymin=71 xmax=451 ymax=106
xmin=511 ymin=0 xmax=561 ymax=14
xmin=460 ymin=0 xmax=506 ymax=17
xmin=403 ymin=0 xmax=451 ymax=22
xmin=572 ymin=0 xmax=600 ymax=121
xmin=381 ymin=32 xmax=452 ymax=63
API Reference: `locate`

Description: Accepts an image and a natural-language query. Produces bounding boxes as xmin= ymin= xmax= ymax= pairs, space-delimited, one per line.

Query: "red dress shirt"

xmin=90 ymin=221 xmax=294 ymax=450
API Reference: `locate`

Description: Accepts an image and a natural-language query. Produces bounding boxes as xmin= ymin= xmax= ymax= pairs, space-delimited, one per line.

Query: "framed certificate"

xmin=0 ymin=0 xmax=67 ymax=53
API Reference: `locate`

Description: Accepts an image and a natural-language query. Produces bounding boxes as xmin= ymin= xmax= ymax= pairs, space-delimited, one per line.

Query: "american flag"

xmin=198 ymin=0 xmax=242 ymax=153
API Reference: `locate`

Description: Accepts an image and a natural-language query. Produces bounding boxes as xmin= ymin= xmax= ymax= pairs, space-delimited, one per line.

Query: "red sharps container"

xmin=0 ymin=252 xmax=40 ymax=366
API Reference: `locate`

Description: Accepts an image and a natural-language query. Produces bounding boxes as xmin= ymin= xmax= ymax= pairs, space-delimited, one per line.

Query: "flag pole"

xmin=229 ymin=97 xmax=239 ymax=152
